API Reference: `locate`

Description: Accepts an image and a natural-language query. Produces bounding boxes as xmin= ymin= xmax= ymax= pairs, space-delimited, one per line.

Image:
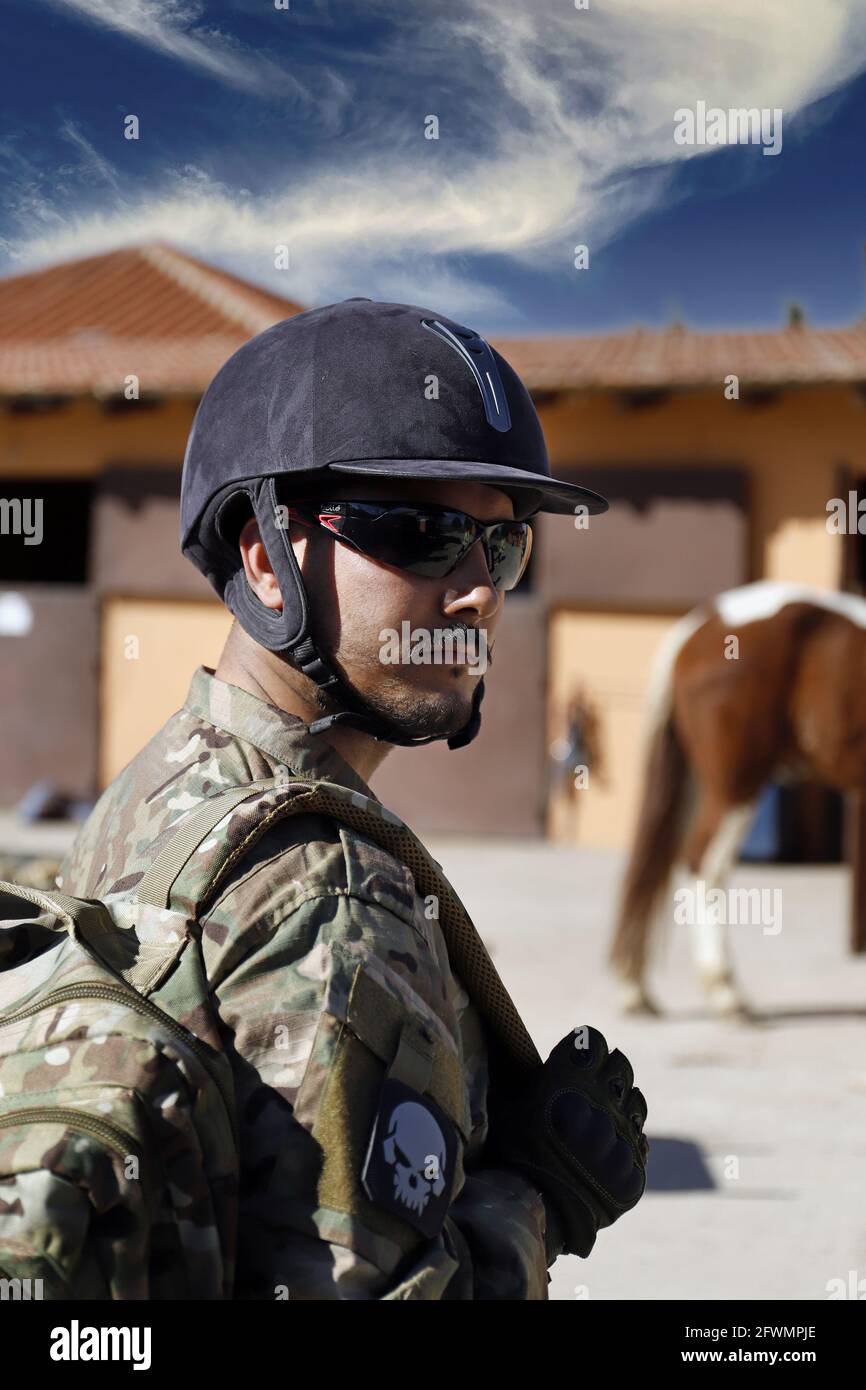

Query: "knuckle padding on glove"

xmin=601 ymin=1047 xmax=634 ymax=1095
xmin=547 ymin=1090 xmax=646 ymax=1207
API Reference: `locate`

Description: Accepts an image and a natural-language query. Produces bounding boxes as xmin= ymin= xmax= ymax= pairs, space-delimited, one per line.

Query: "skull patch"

xmin=362 ymin=1078 xmax=458 ymax=1237
xmin=383 ymin=1101 xmax=447 ymax=1215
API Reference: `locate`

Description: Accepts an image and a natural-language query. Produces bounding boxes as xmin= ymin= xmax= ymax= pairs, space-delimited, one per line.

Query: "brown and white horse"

xmin=609 ymin=581 xmax=866 ymax=1016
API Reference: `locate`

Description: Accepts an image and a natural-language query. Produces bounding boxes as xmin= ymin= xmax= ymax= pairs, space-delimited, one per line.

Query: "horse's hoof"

xmin=706 ymin=981 xmax=748 ymax=1018
xmin=617 ymin=981 xmax=662 ymax=1016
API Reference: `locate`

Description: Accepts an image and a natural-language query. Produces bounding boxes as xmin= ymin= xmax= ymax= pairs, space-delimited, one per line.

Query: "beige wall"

xmin=100 ymin=597 xmax=232 ymax=785
xmin=546 ymin=609 xmax=676 ymax=850
xmin=3 ymin=382 xmax=858 ymax=594
xmin=539 ymin=383 xmax=861 ymax=591
xmin=3 ymin=380 xmax=861 ymax=840
xmin=2 ymin=384 xmax=853 ymax=605
xmin=0 ymin=588 xmax=99 ymax=803
xmin=0 ymin=397 xmax=196 ymax=479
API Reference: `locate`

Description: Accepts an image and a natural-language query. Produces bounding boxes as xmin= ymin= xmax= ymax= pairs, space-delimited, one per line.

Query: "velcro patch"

xmin=361 ymin=1078 xmax=458 ymax=1238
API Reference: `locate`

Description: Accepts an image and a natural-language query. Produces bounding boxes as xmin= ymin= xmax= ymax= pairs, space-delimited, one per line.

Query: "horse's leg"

xmin=617 ymin=956 xmax=663 ymax=1016
xmin=611 ymin=716 xmax=691 ymax=1016
xmin=683 ymin=796 xmax=756 ymax=1015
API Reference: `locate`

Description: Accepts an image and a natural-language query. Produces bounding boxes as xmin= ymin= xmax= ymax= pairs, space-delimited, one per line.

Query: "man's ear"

xmin=238 ymin=517 xmax=283 ymax=611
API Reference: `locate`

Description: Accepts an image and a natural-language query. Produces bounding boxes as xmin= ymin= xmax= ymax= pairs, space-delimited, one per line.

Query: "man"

xmin=60 ymin=298 xmax=648 ymax=1299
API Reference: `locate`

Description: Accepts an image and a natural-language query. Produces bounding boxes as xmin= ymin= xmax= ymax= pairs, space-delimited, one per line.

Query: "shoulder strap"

xmin=137 ymin=777 xmax=541 ymax=1079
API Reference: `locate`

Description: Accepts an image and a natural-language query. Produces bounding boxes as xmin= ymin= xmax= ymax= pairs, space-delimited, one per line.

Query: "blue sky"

xmin=3 ymin=0 xmax=866 ymax=335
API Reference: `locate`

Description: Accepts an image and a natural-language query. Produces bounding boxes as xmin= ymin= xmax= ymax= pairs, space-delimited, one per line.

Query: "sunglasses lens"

xmin=322 ymin=507 xmax=474 ymax=578
xmin=393 ymin=510 xmax=476 ymax=577
xmin=307 ymin=503 xmax=530 ymax=590
xmin=485 ymin=521 xmax=531 ymax=590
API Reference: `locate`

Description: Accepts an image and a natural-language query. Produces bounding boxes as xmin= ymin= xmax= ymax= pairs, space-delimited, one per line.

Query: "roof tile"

xmin=0 ymin=243 xmax=302 ymax=395
xmin=2 ymin=244 xmax=865 ymax=396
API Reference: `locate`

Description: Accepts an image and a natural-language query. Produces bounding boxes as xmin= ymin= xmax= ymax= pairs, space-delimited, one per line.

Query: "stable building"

xmin=1 ymin=243 xmax=864 ymax=855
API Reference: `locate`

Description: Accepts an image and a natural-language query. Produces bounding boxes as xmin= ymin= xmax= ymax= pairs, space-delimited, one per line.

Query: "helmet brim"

xmin=322 ymin=458 xmax=608 ymax=520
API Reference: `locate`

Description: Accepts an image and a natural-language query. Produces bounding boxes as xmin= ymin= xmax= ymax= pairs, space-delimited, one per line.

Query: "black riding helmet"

xmin=180 ymin=297 xmax=608 ymax=749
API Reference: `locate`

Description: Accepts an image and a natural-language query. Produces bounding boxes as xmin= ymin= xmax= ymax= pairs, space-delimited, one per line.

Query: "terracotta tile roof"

xmin=493 ymin=322 xmax=866 ymax=391
xmin=0 ymin=243 xmax=303 ymax=396
xmin=1 ymin=242 xmax=865 ymax=396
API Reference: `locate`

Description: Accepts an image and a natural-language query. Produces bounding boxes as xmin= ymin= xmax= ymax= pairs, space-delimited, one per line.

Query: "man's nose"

xmin=442 ymin=539 xmax=501 ymax=620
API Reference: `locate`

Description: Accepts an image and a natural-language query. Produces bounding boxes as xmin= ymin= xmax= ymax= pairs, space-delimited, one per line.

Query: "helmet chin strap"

xmin=291 ymin=631 xmax=486 ymax=750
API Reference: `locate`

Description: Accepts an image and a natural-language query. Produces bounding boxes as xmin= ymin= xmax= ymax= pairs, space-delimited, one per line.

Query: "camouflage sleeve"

xmin=444 ymin=1167 xmax=552 ymax=1299
xmin=202 ymin=884 xmax=515 ymax=1299
xmin=444 ymin=968 xmax=554 ymax=1298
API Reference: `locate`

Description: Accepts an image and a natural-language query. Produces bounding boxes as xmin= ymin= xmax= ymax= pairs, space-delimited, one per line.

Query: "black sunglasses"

xmin=283 ymin=500 xmax=532 ymax=592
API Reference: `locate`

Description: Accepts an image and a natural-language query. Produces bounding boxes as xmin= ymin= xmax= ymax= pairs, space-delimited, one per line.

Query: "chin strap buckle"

xmin=292 ymin=636 xmax=343 ymax=693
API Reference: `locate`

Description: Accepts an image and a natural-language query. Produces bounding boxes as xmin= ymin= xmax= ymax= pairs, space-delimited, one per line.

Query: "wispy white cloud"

xmin=49 ymin=0 xmax=351 ymax=111
xmin=8 ymin=0 xmax=866 ymax=318
xmin=59 ymin=119 xmax=122 ymax=192
xmin=51 ymin=0 xmax=259 ymax=89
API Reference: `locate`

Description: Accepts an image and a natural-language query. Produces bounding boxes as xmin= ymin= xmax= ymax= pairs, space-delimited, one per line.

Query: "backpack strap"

xmin=136 ymin=777 xmax=541 ymax=1079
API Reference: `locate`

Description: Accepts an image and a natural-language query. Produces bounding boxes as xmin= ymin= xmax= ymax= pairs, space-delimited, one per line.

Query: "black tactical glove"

xmin=485 ymin=1025 xmax=649 ymax=1259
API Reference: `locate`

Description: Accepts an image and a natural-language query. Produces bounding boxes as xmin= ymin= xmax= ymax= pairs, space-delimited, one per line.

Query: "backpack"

xmin=0 ymin=775 xmax=538 ymax=1300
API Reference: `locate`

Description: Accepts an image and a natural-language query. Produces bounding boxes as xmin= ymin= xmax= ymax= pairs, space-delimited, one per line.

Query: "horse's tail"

xmin=608 ymin=608 xmax=707 ymax=980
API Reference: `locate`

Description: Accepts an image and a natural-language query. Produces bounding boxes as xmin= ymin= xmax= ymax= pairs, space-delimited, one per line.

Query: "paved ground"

xmin=0 ymin=813 xmax=78 ymax=858
xmin=425 ymin=837 xmax=866 ymax=1302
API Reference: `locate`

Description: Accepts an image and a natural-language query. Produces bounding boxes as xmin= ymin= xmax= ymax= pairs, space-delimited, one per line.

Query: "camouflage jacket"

xmin=59 ymin=667 xmax=552 ymax=1300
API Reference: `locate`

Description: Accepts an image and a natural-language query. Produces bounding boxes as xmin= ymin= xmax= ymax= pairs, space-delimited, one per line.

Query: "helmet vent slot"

xmin=420 ymin=318 xmax=512 ymax=432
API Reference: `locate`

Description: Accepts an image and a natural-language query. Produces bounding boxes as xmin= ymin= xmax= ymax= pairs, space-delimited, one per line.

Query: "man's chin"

xmin=359 ymin=682 xmax=478 ymax=742
xmin=303 ymin=648 xmax=481 ymax=740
